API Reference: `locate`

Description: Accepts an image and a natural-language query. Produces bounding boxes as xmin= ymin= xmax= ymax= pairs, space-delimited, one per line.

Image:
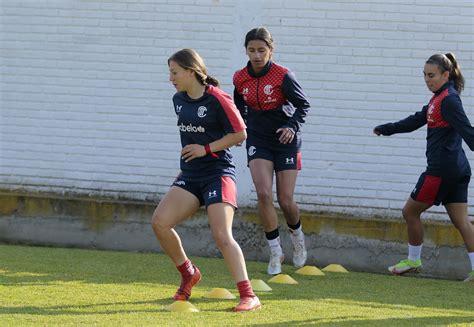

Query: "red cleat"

xmin=233 ymin=296 xmax=262 ymax=312
xmin=173 ymin=265 xmax=201 ymax=301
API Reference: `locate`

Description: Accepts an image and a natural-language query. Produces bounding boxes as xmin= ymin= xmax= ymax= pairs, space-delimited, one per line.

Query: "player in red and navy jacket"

xmin=233 ymin=27 xmax=311 ymax=276
xmin=233 ymin=60 xmax=310 ymax=151
xmin=151 ymin=49 xmax=261 ymax=311
xmin=374 ymin=53 xmax=474 ymax=282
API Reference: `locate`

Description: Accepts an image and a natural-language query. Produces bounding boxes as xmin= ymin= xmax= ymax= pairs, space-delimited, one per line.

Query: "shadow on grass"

xmin=0 ymin=299 xmax=170 ymax=316
xmin=0 ymin=296 xmax=241 ymax=316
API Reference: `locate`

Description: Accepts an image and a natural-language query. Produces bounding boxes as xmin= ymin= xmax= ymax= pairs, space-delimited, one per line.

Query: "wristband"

xmin=204 ymin=144 xmax=219 ymax=158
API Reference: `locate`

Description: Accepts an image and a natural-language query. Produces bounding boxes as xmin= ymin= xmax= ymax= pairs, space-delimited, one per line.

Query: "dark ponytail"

xmin=426 ymin=52 xmax=465 ymax=94
xmin=444 ymin=52 xmax=464 ymax=94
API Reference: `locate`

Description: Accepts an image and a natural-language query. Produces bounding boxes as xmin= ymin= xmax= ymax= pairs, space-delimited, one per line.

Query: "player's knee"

xmin=255 ymin=189 xmax=273 ymax=204
xmin=151 ymin=211 xmax=170 ymax=234
xmin=401 ymin=207 xmax=413 ymax=222
xmin=212 ymin=231 xmax=232 ymax=250
xmin=277 ymin=194 xmax=294 ymax=213
xmin=451 ymin=220 xmax=462 ymax=231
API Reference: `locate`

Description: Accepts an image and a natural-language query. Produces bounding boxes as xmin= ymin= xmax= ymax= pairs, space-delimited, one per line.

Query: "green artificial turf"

xmin=0 ymin=244 xmax=472 ymax=326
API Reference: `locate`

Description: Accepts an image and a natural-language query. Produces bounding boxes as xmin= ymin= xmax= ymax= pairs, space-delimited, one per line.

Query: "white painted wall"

xmin=1 ymin=0 xmax=473 ymax=219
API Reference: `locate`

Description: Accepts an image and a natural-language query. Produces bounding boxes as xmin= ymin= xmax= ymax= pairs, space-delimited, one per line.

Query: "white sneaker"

xmin=267 ymin=251 xmax=284 ymax=275
xmin=292 ymin=239 xmax=307 ymax=268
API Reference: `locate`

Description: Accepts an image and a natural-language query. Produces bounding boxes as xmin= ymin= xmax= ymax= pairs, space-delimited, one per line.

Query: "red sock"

xmin=236 ymin=280 xmax=255 ymax=299
xmin=176 ymin=259 xmax=195 ymax=277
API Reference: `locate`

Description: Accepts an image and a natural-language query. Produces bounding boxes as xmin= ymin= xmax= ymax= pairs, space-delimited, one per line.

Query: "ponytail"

xmin=426 ymin=52 xmax=465 ymax=94
xmin=193 ymin=71 xmax=220 ymax=87
xmin=205 ymin=75 xmax=220 ymax=87
xmin=445 ymin=52 xmax=465 ymax=94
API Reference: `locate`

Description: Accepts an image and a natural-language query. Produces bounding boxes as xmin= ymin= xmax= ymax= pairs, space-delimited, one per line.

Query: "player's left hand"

xmin=276 ymin=127 xmax=295 ymax=144
xmin=181 ymin=144 xmax=206 ymax=162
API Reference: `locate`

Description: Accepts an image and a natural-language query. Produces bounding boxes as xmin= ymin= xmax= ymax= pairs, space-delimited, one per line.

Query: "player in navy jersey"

xmin=374 ymin=53 xmax=474 ymax=282
xmin=151 ymin=49 xmax=261 ymax=311
xmin=233 ymin=27 xmax=311 ymax=275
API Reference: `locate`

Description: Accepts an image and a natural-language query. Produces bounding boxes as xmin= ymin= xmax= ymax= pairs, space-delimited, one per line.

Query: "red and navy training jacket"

xmin=375 ymin=81 xmax=474 ymax=178
xmin=173 ymin=85 xmax=246 ymax=181
xmin=233 ymin=61 xmax=310 ymax=151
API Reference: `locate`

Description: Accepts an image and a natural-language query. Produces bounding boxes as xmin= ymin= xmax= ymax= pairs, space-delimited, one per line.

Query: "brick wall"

xmin=1 ymin=0 xmax=473 ymax=219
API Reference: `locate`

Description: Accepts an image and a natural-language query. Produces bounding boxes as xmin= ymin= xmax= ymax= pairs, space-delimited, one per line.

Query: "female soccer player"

xmin=152 ymin=49 xmax=261 ymax=311
xmin=233 ymin=27 xmax=311 ymax=275
xmin=374 ymin=53 xmax=474 ymax=282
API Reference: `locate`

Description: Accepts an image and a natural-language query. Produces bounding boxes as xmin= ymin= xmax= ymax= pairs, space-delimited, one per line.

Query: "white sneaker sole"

xmin=388 ymin=266 xmax=421 ymax=275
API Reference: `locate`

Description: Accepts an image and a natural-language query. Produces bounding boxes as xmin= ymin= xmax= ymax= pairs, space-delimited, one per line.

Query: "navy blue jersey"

xmin=376 ymin=81 xmax=474 ymax=178
xmin=173 ymin=85 xmax=246 ymax=181
xmin=233 ymin=61 xmax=310 ymax=151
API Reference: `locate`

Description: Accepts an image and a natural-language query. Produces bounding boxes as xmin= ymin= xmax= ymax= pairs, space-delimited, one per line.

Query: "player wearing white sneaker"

xmin=289 ymin=222 xmax=307 ymax=268
xmin=292 ymin=243 xmax=306 ymax=268
xmin=267 ymin=252 xmax=284 ymax=275
xmin=233 ymin=27 xmax=311 ymax=275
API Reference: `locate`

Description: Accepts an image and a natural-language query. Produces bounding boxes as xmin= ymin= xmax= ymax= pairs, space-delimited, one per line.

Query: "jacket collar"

xmin=433 ymin=81 xmax=453 ymax=95
xmin=247 ymin=60 xmax=272 ymax=78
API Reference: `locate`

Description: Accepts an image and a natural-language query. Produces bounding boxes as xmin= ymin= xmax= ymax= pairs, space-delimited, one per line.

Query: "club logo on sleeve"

xmin=243 ymin=88 xmax=249 ymax=101
xmin=264 ymin=84 xmax=274 ymax=95
xmin=285 ymin=157 xmax=294 ymax=164
xmin=248 ymin=146 xmax=256 ymax=156
xmin=197 ymin=106 xmax=207 ymax=118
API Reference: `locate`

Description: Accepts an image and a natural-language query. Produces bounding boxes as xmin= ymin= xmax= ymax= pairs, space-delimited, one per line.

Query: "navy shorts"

xmin=172 ymin=175 xmax=237 ymax=209
xmin=410 ymin=172 xmax=470 ymax=206
xmin=246 ymin=145 xmax=301 ymax=172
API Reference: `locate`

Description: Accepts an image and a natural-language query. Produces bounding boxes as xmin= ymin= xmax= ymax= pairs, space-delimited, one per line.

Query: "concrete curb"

xmin=0 ymin=191 xmax=471 ymax=280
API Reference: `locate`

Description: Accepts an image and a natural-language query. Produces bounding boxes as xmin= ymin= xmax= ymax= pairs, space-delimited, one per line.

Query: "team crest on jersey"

xmin=263 ymin=84 xmax=274 ymax=95
xmin=427 ymin=103 xmax=435 ymax=123
xmin=248 ymin=146 xmax=256 ymax=156
xmin=176 ymin=105 xmax=182 ymax=113
xmin=197 ymin=106 xmax=207 ymax=118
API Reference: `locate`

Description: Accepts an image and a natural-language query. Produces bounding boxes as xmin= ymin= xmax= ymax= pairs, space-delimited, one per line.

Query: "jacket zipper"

xmin=256 ymin=77 xmax=261 ymax=109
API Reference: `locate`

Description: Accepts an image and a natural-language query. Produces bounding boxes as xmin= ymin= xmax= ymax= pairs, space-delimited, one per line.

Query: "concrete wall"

xmin=1 ymin=0 xmax=474 ymax=220
xmin=0 ymin=191 xmax=471 ymax=280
